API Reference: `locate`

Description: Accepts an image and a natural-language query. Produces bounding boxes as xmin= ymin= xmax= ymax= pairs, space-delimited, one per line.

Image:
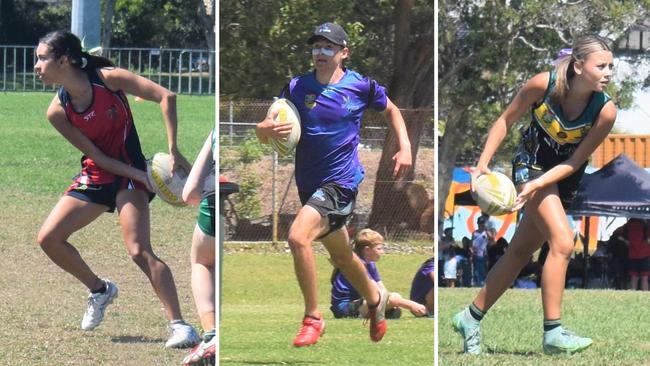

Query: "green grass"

xmin=221 ymin=250 xmax=434 ymax=365
xmin=0 ymin=92 xmax=214 ymax=193
xmin=439 ymin=288 xmax=650 ymax=365
xmin=0 ymin=92 xmax=214 ymax=365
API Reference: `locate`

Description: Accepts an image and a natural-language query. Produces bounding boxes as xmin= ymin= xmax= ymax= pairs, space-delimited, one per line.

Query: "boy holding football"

xmin=256 ymin=22 xmax=412 ymax=346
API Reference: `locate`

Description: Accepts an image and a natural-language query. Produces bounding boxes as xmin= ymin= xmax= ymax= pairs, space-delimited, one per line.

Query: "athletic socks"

xmin=468 ymin=302 xmax=485 ymax=322
xmin=459 ymin=302 xmax=485 ymax=328
xmin=544 ymin=319 xmax=562 ymax=332
xmin=203 ymin=328 xmax=216 ymax=342
xmin=90 ymin=281 xmax=107 ymax=294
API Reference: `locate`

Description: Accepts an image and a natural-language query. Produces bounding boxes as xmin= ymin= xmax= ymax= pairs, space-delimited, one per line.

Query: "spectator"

xmin=480 ymin=213 xmax=497 ymax=240
xmin=330 ymin=229 xmax=427 ymax=319
xmin=606 ymin=227 xmax=629 ymax=290
xmin=439 ymin=228 xmax=455 ymax=283
xmin=488 ymin=237 xmax=508 ymax=271
xmin=457 ymin=237 xmax=473 ymax=287
xmin=443 ymin=247 xmax=459 ymax=288
xmin=615 ymin=219 xmax=650 ymax=291
xmin=471 ymin=215 xmax=491 ymax=286
xmin=410 ymin=255 xmax=435 ymax=317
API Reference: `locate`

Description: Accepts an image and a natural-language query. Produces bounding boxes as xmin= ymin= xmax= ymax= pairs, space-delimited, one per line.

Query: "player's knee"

xmin=127 ymin=245 xmax=147 ymax=264
xmin=550 ymin=237 xmax=574 ymax=259
xmin=287 ymin=232 xmax=310 ymax=251
xmin=37 ymin=229 xmax=61 ymax=250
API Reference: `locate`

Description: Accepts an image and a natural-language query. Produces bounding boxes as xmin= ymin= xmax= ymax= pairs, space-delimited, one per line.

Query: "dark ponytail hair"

xmin=39 ymin=30 xmax=114 ymax=71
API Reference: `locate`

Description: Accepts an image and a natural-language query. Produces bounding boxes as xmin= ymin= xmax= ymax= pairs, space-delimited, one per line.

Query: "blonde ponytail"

xmin=549 ymin=36 xmax=611 ymax=105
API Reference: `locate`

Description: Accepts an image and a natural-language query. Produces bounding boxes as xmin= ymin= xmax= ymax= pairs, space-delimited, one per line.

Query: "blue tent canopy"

xmin=568 ymin=154 xmax=650 ymax=219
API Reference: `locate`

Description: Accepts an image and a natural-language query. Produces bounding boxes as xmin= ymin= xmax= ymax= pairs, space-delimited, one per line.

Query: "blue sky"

xmin=614 ymin=57 xmax=650 ymax=134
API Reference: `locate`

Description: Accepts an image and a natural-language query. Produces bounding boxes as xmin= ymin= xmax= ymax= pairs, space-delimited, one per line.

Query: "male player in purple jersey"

xmin=256 ymin=22 xmax=412 ymax=347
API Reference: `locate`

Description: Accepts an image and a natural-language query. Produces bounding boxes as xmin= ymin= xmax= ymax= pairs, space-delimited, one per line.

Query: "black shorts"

xmin=627 ymin=257 xmax=650 ymax=276
xmin=66 ymin=178 xmax=154 ymax=213
xmin=299 ymin=183 xmax=356 ymax=238
xmin=512 ymin=162 xmax=586 ymax=208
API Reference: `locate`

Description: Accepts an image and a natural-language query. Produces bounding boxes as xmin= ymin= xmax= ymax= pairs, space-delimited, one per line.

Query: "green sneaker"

xmin=543 ymin=327 xmax=593 ymax=355
xmin=452 ymin=310 xmax=481 ymax=355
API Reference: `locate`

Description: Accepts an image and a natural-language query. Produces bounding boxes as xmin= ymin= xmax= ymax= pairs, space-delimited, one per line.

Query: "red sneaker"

xmin=182 ymin=337 xmax=216 ymax=365
xmin=293 ymin=315 xmax=325 ymax=347
xmin=366 ymin=288 xmax=389 ymax=342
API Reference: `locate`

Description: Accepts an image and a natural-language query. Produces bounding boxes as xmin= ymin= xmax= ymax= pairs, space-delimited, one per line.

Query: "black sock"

xmin=91 ymin=282 xmax=107 ymax=294
xmin=469 ymin=302 xmax=485 ymax=322
xmin=544 ymin=319 xmax=561 ymax=332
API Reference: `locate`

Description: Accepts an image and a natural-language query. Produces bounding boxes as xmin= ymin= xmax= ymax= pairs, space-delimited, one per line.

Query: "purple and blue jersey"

xmin=280 ymin=69 xmax=388 ymax=193
xmin=331 ymin=260 xmax=381 ymax=307
xmin=410 ymin=257 xmax=435 ymax=303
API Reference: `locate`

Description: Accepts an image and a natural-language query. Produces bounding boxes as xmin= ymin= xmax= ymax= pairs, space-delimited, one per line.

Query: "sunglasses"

xmin=312 ymin=47 xmax=337 ymax=57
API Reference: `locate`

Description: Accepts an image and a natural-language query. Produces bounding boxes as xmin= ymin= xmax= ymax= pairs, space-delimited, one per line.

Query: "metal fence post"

xmin=188 ymin=50 xmax=193 ymax=95
xmin=272 ymin=150 xmax=278 ymax=245
xmin=3 ymin=48 xmax=6 ymax=91
xmin=229 ymin=101 xmax=234 ymax=144
xmin=22 ymin=47 xmax=26 ymax=91
xmin=12 ymin=48 xmax=16 ymax=91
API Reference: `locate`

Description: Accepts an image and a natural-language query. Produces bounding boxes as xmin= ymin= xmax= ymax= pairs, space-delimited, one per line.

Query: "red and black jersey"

xmin=57 ymin=68 xmax=147 ymax=185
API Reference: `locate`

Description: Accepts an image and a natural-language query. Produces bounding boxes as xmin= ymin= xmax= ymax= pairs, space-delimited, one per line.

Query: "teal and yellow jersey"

xmin=514 ymin=71 xmax=611 ymax=171
xmin=512 ymin=71 xmax=611 ymax=205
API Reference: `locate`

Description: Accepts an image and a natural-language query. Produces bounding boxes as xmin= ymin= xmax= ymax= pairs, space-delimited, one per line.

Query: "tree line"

xmin=0 ymin=0 xmax=213 ymax=49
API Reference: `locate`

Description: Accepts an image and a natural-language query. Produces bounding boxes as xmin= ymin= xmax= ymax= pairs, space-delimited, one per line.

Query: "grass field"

xmin=0 ymin=92 xmax=214 ymax=365
xmin=220 ymin=246 xmax=434 ymax=365
xmin=439 ymin=288 xmax=650 ymax=365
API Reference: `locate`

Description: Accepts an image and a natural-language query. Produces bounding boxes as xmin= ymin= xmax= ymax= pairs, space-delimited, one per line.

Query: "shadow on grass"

xmin=449 ymin=348 xmax=537 ymax=357
xmin=221 ymin=361 xmax=323 ymax=365
xmin=110 ymin=335 xmax=166 ymax=344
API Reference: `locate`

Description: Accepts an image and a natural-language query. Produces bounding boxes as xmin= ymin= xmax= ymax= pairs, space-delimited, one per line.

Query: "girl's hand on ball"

xmin=169 ymin=150 xmax=191 ymax=177
xmin=470 ymin=165 xmax=491 ymax=194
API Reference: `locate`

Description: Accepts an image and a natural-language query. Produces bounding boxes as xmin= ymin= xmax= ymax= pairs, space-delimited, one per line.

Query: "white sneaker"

xmin=81 ymin=279 xmax=118 ymax=330
xmin=181 ymin=335 xmax=216 ymax=365
xmin=166 ymin=321 xmax=201 ymax=349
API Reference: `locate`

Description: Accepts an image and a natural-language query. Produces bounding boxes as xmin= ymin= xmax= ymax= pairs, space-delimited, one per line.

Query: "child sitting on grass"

xmin=330 ymin=229 xmax=427 ymax=319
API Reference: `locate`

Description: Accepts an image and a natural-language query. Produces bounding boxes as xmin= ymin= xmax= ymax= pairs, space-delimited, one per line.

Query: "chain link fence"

xmin=219 ymin=100 xmax=434 ymax=244
xmin=0 ymin=45 xmax=214 ymax=94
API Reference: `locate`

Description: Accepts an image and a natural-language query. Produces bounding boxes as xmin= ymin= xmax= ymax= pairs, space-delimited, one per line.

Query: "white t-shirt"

xmin=472 ymin=230 xmax=489 ymax=258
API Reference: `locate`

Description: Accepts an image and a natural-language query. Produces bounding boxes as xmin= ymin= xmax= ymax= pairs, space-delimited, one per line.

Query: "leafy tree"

xmin=0 ymin=0 xmax=69 ymax=44
xmin=0 ymin=0 xmax=208 ymax=48
xmin=219 ymin=0 xmax=432 ymax=107
xmin=438 ymin=0 xmax=650 ymax=223
xmin=109 ymin=0 xmax=207 ymax=48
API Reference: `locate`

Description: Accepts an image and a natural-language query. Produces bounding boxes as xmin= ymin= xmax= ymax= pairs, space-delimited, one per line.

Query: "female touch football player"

xmin=256 ymin=22 xmax=412 ymax=347
xmin=452 ymin=36 xmax=616 ymax=355
xmin=181 ymin=129 xmax=216 ymax=365
xmin=34 ymin=30 xmax=200 ymax=348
